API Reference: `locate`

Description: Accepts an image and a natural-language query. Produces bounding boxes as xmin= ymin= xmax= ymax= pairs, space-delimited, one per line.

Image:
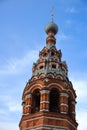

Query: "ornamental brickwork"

xmin=19 ymin=20 xmax=78 ymax=130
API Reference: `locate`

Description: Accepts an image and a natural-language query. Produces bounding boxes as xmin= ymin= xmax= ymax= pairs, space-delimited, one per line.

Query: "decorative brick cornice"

xmin=22 ymin=115 xmax=77 ymax=129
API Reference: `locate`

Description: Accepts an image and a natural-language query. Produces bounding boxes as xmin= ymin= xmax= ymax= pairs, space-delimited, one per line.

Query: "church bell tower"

xmin=19 ymin=18 xmax=78 ymax=130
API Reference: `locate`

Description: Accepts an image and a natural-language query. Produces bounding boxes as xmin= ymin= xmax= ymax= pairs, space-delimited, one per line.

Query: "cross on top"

xmin=51 ymin=7 xmax=54 ymax=22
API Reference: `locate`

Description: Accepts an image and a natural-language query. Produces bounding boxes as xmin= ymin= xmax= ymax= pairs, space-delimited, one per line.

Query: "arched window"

xmin=52 ymin=64 xmax=56 ymax=69
xmin=31 ymin=89 xmax=40 ymax=113
xmin=49 ymin=88 xmax=59 ymax=112
xmin=68 ymin=97 xmax=72 ymax=117
xmin=40 ymin=65 xmax=44 ymax=69
xmin=43 ymin=52 xmax=47 ymax=57
xmin=51 ymin=51 xmax=55 ymax=56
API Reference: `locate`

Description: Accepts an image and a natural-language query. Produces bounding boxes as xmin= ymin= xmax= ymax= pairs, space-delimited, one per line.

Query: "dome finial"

xmin=45 ymin=8 xmax=58 ymax=36
xmin=51 ymin=6 xmax=54 ymax=22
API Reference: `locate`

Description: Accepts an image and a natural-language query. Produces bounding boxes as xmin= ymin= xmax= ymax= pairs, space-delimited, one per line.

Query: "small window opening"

xmin=51 ymin=52 xmax=55 ymax=56
xmin=32 ymin=90 xmax=40 ymax=113
xmin=52 ymin=64 xmax=56 ymax=69
xmin=43 ymin=53 xmax=47 ymax=57
xmin=49 ymin=89 xmax=59 ymax=112
xmin=40 ymin=65 xmax=44 ymax=69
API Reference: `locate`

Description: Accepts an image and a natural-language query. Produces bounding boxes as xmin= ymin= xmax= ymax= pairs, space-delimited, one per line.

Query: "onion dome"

xmin=45 ymin=21 xmax=58 ymax=35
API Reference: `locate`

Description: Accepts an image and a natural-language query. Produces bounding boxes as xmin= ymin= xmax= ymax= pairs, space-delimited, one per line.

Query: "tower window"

xmin=40 ymin=65 xmax=44 ymax=69
xmin=52 ymin=64 xmax=56 ymax=69
xmin=31 ymin=90 xmax=40 ymax=113
xmin=51 ymin=52 xmax=55 ymax=56
xmin=43 ymin=53 xmax=47 ymax=57
xmin=49 ymin=89 xmax=59 ymax=112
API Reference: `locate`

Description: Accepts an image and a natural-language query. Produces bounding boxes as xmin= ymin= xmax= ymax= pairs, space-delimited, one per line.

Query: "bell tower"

xmin=19 ymin=19 xmax=78 ymax=130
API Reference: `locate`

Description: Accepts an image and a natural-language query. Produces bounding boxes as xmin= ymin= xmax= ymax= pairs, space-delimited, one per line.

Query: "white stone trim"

xmin=60 ymin=93 xmax=69 ymax=98
xmin=23 ymin=125 xmax=70 ymax=130
xmin=40 ymin=109 xmax=49 ymax=112
xmin=60 ymin=103 xmax=68 ymax=107
xmin=23 ymin=124 xmax=70 ymax=130
xmin=40 ymin=89 xmax=50 ymax=94
xmin=25 ymin=105 xmax=31 ymax=108
xmin=23 ymin=113 xmax=30 ymax=116
xmin=60 ymin=111 xmax=67 ymax=114
xmin=25 ymin=94 xmax=32 ymax=99
xmin=40 ymin=101 xmax=49 ymax=104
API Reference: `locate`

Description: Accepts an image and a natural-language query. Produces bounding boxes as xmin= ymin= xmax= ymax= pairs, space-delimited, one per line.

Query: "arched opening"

xmin=52 ymin=64 xmax=56 ymax=69
xmin=51 ymin=51 xmax=55 ymax=56
xmin=31 ymin=89 xmax=40 ymax=113
xmin=40 ymin=65 xmax=44 ymax=69
xmin=43 ymin=52 xmax=47 ymax=57
xmin=49 ymin=88 xmax=59 ymax=112
xmin=68 ymin=97 xmax=72 ymax=117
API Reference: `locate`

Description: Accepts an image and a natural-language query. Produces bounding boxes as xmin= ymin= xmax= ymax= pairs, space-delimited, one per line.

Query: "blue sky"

xmin=0 ymin=0 xmax=87 ymax=130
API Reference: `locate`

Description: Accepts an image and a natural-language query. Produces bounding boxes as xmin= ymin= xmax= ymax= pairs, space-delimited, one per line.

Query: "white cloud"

xmin=72 ymin=79 xmax=87 ymax=130
xmin=66 ymin=7 xmax=77 ymax=13
xmin=8 ymin=102 xmax=21 ymax=112
xmin=0 ymin=50 xmax=38 ymax=76
xmin=66 ymin=20 xmax=72 ymax=25
xmin=73 ymin=80 xmax=87 ymax=102
xmin=0 ymin=94 xmax=21 ymax=126
xmin=58 ymin=33 xmax=70 ymax=41
xmin=0 ymin=109 xmax=7 ymax=115
xmin=77 ymin=110 xmax=87 ymax=130
xmin=0 ymin=122 xmax=19 ymax=130
xmin=0 ymin=95 xmax=21 ymax=112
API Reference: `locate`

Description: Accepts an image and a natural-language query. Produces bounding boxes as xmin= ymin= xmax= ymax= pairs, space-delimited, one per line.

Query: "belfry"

xmin=19 ymin=17 xmax=78 ymax=130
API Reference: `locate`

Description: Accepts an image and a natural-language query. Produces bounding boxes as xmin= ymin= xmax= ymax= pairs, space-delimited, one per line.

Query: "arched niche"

xmin=31 ymin=89 xmax=40 ymax=113
xmin=49 ymin=88 xmax=59 ymax=112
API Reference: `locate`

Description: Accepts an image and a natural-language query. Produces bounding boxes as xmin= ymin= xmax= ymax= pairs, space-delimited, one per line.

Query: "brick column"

xmin=59 ymin=92 xmax=69 ymax=114
xmin=40 ymin=89 xmax=50 ymax=112
xmin=22 ymin=93 xmax=32 ymax=115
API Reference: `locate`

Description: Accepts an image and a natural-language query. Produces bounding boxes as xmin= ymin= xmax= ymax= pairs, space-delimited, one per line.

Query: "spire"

xmin=45 ymin=7 xmax=58 ymax=35
xmin=45 ymin=11 xmax=58 ymax=44
xmin=51 ymin=6 xmax=54 ymax=22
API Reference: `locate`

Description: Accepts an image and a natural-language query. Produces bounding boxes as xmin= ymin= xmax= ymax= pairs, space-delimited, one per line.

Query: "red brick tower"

xmin=19 ymin=19 xmax=78 ymax=130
